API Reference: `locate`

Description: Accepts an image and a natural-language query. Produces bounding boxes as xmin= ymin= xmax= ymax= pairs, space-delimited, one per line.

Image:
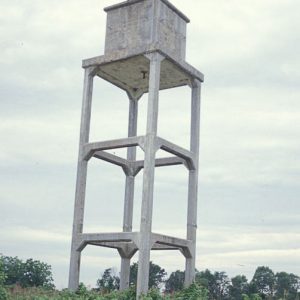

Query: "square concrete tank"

xmin=104 ymin=0 xmax=190 ymax=61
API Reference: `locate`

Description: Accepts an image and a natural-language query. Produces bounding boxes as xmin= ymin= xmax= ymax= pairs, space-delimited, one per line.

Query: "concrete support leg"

xmin=136 ymin=53 xmax=163 ymax=298
xmin=69 ymin=67 xmax=95 ymax=291
xmin=120 ymin=98 xmax=138 ymax=291
xmin=185 ymin=79 xmax=202 ymax=287
xmin=120 ymin=258 xmax=131 ymax=290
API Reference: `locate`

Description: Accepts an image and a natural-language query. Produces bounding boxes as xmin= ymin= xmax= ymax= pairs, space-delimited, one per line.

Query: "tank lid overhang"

xmin=104 ymin=0 xmax=190 ymax=23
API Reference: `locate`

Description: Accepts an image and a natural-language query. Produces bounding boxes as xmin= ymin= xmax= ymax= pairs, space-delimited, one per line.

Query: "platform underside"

xmin=82 ymin=49 xmax=204 ymax=98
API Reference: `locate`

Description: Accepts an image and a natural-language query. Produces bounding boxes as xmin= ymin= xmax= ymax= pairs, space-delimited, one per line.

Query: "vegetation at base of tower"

xmin=164 ymin=270 xmax=185 ymax=293
xmin=1 ymin=254 xmax=300 ymax=299
xmin=96 ymin=262 xmax=167 ymax=293
xmin=129 ymin=262 xmax=167 ymax=290
xmin=5 ymin=284 xmax=209 ymax=299
xmin=96 ymin=268 xmax=120 ymax=293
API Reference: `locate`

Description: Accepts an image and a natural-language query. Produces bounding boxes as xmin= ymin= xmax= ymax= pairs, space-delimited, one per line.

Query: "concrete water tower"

xmin=68 ymin=0 xmax=204 ymax=297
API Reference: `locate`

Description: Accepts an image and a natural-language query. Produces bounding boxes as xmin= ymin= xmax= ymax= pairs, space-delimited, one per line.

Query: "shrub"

xmin=174 ymin=283 xmax=208 ymax=300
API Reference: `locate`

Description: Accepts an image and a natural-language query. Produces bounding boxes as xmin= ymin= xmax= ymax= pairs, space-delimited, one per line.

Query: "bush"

xmin=174 ymin=283 xmax=209 ymax=300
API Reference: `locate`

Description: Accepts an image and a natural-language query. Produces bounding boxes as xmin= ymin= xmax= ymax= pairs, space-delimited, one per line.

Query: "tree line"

xmin=97 ymin=263 xmax=300 ymax=300
xmin=1 ymin=254 xmax=300 ymax=299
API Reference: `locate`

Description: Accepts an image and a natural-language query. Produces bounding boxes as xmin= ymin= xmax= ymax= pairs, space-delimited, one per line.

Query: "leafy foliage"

xmin=130 ymin=261 xmax=167 ymax=289
xmin=196 ymin=269 xmax=230 ymax=299
xmin=275 ymin=271 xmax=300 ymax=300
xmin=250 ymin=266 xmax=275 ymax=298
xmin=174 ymin=283 xmax=209 ymax=300
xmin=164 ymin=270 xmax=185 ymax=293
xmin=96 ymin=268 xmax=120 ymax=293
xmin=242 ymin=293 xmax=262 ymax=300
xmin=22 ymin=258 xmax=54 ymax=289
xmin=1 ymin=256 xmax=23 ymax=286
xmin=2 ymin=254 xmax=300 ymax=300
xmin=1 ymin=255 xmax=54 ymax=289
xmin=95 ymin=261 xmax=166 ymax=293
xmin=229 ymin=275 xmax=249 ymax=299
xmin=0 ymin=257 xmax=8 ymax=300
xmin=5 ymin=284 xmax=208 ymax=299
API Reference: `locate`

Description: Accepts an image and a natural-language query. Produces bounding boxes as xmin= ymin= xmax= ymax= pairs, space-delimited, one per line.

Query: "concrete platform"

xmin=82 ymin=49 xmax=204 ymax=99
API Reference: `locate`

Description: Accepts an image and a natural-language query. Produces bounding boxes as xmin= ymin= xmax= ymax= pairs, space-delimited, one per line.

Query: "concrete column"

xmin=120 ymin=97 xmax=138 ymax=291
xmin=185 ymin=79 xmax=202 ymax=286
xmin=120 ymin=257 xmax=131 ymax=290
xmin=69 ymin=67 xmax=95 ymax=291
xmin=136 ymin=52 xmax=163 ymax=297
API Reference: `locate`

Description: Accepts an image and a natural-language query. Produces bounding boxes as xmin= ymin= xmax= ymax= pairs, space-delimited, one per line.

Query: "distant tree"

xmin=130 ymin=261 xmax=167 ymax=289
xmin=1 ymin=255 xmax=54 ymax=289
xmin=195 ymin=269 xmax=215 ymax=295
xmin=165 ymin=270 xmax=185 ymax=293
xmin=0 ymin=257 xmax=8 ymax=300
xmin=196 ymin=269 xmax=230 ymax=300
xmin=229 ymin=275 xmax=249 ymax=299
xmin=275 ymin=271 xmax=300 ymax=300
xmin=1 ymin=256 xmax=23 ymax=286
xmin=213 ymin=271 xmax=231 ymax=299
xmin=250 ymin=266 xmax=275 ymax=298
xmin=96 ymin=268 xmax=120 ymax=293
xmin=21 ymin=258 xmax=54 ymax=289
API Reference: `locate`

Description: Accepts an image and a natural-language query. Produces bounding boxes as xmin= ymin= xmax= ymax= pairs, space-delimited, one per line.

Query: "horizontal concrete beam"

xmin=83 ymin=137 xmax=189 ymax=175
xmin=88 ymin=240 xmax=128 ymax=247
xmin=152 ymin=232 xmax=192 ymax=248
xmin=151 ymin=243 xmax=179 ymax=251
xmin=75 ymin=231 xmax=192 ymax=258
xmin=83 ymin=136 xmax=144 ymax=161
xmin=82 ymin=232 xmax=136 ymax=242
xmin=77 ymin=232 xmax=139 ymax=252
xmin=93 ymin=151 xmax=129 ymax=168
xmin=133 ymin=156 xmax=185 ymax=175
xmin=157 ymin=137 xmax=196 ymax=170
xmin=86 ymin=241 xmax=138 ymax=259
xmin=152 ymin=233 xmax=192 ymax=258
xmin=135 ymin=156 xmax=184 ymax=169
xmin=85 ymin=239 xmax=179 ymax=252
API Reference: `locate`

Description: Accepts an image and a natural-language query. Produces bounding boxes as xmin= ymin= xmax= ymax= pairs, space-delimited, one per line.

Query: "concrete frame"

xmin=68 ymin=3 xmax=203 ymax=297
xmin=68 ymin=49 xmax=202 ymax=298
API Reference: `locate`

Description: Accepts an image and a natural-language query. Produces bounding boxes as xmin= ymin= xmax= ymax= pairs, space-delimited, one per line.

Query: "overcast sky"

xmin=0 ymin=0 xmax=300 ymax=289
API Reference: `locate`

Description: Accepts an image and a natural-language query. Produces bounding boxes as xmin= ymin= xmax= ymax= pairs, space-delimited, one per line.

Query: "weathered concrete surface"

xmin=82 ymin=50 xmax=204 ymax=99
xmin=104 ymin=0 xmax=189 ymax=61
xmin=136 ymin=52 xmax=163 ymax=296
xmin=120 ymin=98 xmax=138 ymax=290
xmin=185 ymin=79 xmax=202 ymax=286
xmin=69 ymin=0 xmax=204 ymax=298
xmin=68 ymin=66 xmax=96 ymax=291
